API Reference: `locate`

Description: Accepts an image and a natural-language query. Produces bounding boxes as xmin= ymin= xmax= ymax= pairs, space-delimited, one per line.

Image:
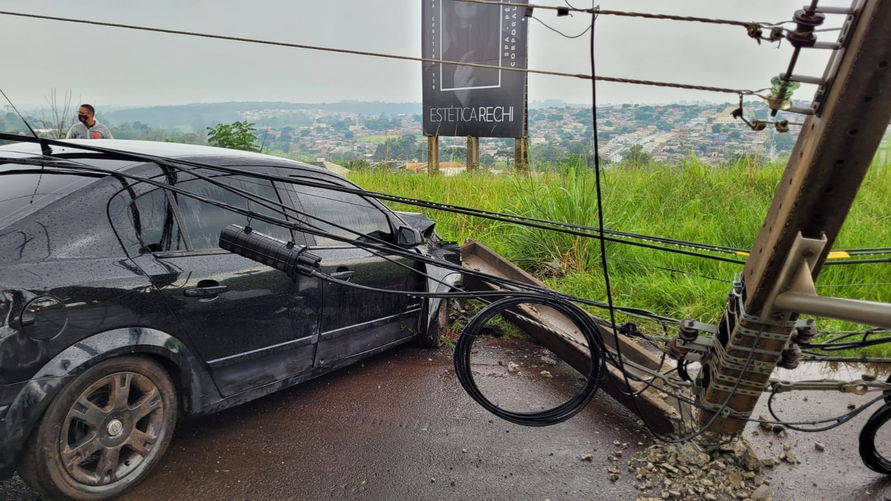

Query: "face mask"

xmin=78 ymin=114 xmax=89 ymax=123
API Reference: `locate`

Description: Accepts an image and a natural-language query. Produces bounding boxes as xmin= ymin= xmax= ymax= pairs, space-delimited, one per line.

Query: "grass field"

xmin=350 ymin=155 xmax=891 ymax=356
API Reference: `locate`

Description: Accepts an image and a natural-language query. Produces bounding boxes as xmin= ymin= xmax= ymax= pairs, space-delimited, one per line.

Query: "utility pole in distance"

xmin=696 ymin=0 xmax=891 ymax=433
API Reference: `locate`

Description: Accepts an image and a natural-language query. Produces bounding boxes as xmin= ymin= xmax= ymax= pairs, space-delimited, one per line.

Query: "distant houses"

xmin=310 ymin=159 xmax=350 ymax=176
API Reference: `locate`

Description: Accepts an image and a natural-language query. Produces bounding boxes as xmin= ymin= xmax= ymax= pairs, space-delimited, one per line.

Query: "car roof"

xmin=0 ymin=139 xmax=330 ymax=173
xmin=0 ymin=139 xmax=353 ymax=229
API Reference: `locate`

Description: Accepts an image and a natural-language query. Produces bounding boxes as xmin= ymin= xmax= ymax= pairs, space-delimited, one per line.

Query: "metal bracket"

xmin=769 ymin=234 xmax=891 ymax=329
xmin=761 ymin=232 xmax=826 ymax=322
xmin=770 ymin=378 xmax=891 ymax=394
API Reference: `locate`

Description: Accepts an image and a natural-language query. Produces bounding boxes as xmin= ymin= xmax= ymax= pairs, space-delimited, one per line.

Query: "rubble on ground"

xmin=625 ymin=437 xmax=775 ymax=501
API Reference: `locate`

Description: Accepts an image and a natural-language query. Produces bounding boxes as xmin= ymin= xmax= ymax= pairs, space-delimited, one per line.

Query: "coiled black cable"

xmin=860 ymin=403 xmax=891 ymax=474
xmin=453 ymin=295 xmax=606 ymax=426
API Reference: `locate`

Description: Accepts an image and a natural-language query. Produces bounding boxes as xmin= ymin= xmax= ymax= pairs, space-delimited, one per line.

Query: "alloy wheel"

xmin=59 ymin=371 xmax=166 ymax=486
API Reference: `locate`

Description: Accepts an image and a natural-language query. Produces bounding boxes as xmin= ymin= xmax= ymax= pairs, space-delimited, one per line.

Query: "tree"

xmin=622 ymin=144 xmax=653 ymax=168
xmin=206 ymin=121 xmax=260 ymax=152
xmin=372 ymin=135 xmax=420 ymax=162
xmin=41 ymin=89 xmax=76 ymax=139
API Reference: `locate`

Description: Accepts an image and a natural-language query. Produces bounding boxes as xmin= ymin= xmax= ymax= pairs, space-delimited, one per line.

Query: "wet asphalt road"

xmin=4 ymin=345 xmax=891 ymax=500
xmin=746 ymin=363 xmax=891 ymax=501
xmin=1 ymin=343 xmax=649 ymax=500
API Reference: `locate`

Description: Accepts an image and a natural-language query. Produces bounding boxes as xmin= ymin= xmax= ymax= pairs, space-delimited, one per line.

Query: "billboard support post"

xmin=515 ymin=78 xmax=529 ymax=172
xmin=514 ymin=137 xmax=528 ymax=172
xmin=427 ymin=135 xmax=440 ymax=176
xmin=466 ymin=136 xmax=480 ymax=171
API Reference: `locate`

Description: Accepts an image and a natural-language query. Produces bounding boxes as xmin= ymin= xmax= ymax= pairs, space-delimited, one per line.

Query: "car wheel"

xmin=859 ymin=403 xmax=891 ymax=475
xmin=417 ymin=299 xmax=449 ymax=348
xmin=18 ymin=356 xmax=177 ymax=500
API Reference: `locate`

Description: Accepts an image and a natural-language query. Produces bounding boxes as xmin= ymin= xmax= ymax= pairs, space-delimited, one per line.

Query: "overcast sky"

xmin=1 ymin=0 xmax=851 ymax=110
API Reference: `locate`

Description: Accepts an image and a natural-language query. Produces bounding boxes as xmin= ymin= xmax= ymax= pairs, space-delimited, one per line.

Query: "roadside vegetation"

xmin=350 ymin=153 xmax=891 ymax=356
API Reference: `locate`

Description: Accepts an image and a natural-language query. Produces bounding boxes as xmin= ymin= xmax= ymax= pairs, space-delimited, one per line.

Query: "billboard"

xmin=422 ymin=0 xmax=529 ymax=138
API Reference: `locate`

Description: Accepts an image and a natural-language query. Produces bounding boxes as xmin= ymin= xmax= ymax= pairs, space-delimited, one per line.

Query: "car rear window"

xmin=0 ymin=171 xmax=96 ymax=229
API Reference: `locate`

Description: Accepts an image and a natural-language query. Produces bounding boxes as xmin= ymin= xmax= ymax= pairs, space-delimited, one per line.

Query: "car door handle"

xmin=183 ymin=285 xmax=228 ymax=297
xmin=329 ymin=270 xmax=354 ymax=281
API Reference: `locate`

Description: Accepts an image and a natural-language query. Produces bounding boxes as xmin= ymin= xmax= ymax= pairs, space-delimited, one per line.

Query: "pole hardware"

xmin=770 ymin=234 xmax=891 ymax=330
xmin=770 ymin=379 xmax=891 ymax=394
xmin=698 ymin=0 xmax=891 ymax=433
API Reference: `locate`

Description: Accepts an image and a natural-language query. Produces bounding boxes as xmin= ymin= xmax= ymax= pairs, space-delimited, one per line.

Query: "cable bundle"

xmin=453 ymin=295 xmax=606 ymax=426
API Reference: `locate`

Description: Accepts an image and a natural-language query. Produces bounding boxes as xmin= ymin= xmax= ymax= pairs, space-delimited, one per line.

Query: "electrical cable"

xmin=5 ymin=134 xmax=887 ymax=266
xmin=0 ymin=153 xmax=678 ymax=324
xmin=454 ymin=0 xmax=783 ymax=29
xmin=530 ymin=15 xmax=591 ymax=39
xmin=802 ymin=337 xmax=891 ymax=351
xmin=0 ymin=1 xmax=887 ymax=434
xmin=0 ymin=134 xmax=752 ymax=265
xmin=859 ymin=402 xmax=891 ymax=475
xmin=802 ymin=355 xmax=891 ymax=364
xmin=610 ymin=257 xmax=734 ymax=283
xmin=5 ymin=153 xmax=889 ymax=433
xmin=584 ymin=9 xmax=749 ymax=443
xmin=452 ymin=294 xmax=606 ymax=426
xmin=767 ymin=390 xmax=887 ymax=433
xmin=627 ymin=365 xmax=891 ymax=430
xmin=0 ymin=10 xmax=761 ymax=97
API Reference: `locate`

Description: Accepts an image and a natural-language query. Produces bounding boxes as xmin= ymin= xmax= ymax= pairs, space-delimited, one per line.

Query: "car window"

xmin=133 ymin=188 xmax=187 ymax=253
xmin=1 ymin=174 xmax=129 ymax=264
xmin=0 ymin=171 xmax=96 ymax=229
xmin=284 ymin=178 xmax=392 ymax=247
xmin=172 ymin=175 xmax=291 ymax=251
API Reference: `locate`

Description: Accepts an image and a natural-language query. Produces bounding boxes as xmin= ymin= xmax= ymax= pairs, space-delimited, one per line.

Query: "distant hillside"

xmin=102 ymin=101 xmax=422 ymax=131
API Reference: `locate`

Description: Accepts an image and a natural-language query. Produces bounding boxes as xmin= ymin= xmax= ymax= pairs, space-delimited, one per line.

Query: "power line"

xmin=0 ymin=10 xmax=759 ymax=96
xmin=454 ymin=0 xmax=782 ymax=30
xmin=530 ymin=15 xmax=592 ymax=39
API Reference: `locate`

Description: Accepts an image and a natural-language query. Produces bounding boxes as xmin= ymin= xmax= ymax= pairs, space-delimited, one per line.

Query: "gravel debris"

xmin=751 ymin=484 xmax=773 ymax=501
xmin=628 ymin=436 xmax=764 ymax=501
xmin=540 ymin=355 xmax=558 ymax=366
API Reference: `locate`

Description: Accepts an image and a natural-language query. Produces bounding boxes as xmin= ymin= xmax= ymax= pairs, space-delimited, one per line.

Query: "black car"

xmin=0 ymin=139 xmax=457 ymax=500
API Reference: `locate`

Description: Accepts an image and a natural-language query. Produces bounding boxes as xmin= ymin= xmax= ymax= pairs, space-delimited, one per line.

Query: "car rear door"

xmin=278 ymin=174 xmax=425 ymax=369
xmin=116 ymin=167 xmax=321 ymax=396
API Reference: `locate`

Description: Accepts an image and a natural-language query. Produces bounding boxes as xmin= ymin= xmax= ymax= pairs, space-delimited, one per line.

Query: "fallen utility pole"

xmin=696 ymin=0 xmax=891 ymax=433
xmin=461 ymin=240 xmax=684 ymax=433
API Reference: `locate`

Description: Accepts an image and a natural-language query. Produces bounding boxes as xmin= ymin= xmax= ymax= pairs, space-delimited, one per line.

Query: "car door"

xmin=279 ymin=174 xmax=425 ymax=369
xmin=116 ymin=167 xmax=321 ymax=396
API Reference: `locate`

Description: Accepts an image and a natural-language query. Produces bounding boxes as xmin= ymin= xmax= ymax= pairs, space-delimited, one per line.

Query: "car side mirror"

xmin=396 ymin=226 xmax=423 ymax=247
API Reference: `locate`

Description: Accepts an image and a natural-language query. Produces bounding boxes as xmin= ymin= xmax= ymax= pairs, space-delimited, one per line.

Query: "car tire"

xmin=859 ymin=403 xmax=891 ymax=475
xmin=417 ymin=299 xmax=449 ymax=349
xmin=18 ymin=356 xmax=178 ymax=500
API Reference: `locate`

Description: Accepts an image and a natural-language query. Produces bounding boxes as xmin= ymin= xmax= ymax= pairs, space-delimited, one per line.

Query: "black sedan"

xmin=0 ymin=139 xmax=457 ymax=500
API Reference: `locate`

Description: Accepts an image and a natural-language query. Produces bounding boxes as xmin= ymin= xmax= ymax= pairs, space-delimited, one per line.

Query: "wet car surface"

xmin=0 ymin=140 xmax=456 ymax=499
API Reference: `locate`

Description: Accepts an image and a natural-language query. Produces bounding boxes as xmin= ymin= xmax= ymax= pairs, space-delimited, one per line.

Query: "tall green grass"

xmin=350 ymin=156 xmax=891 ymax=354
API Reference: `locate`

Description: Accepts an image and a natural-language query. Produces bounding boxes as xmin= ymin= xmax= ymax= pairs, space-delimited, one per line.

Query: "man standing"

xmin=66 ymin=104 xmax=113 ymax=139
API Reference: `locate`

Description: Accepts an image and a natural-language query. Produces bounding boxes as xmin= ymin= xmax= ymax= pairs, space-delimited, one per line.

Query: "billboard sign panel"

xmin=422 ymin=0 xmax=528 ymax=138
